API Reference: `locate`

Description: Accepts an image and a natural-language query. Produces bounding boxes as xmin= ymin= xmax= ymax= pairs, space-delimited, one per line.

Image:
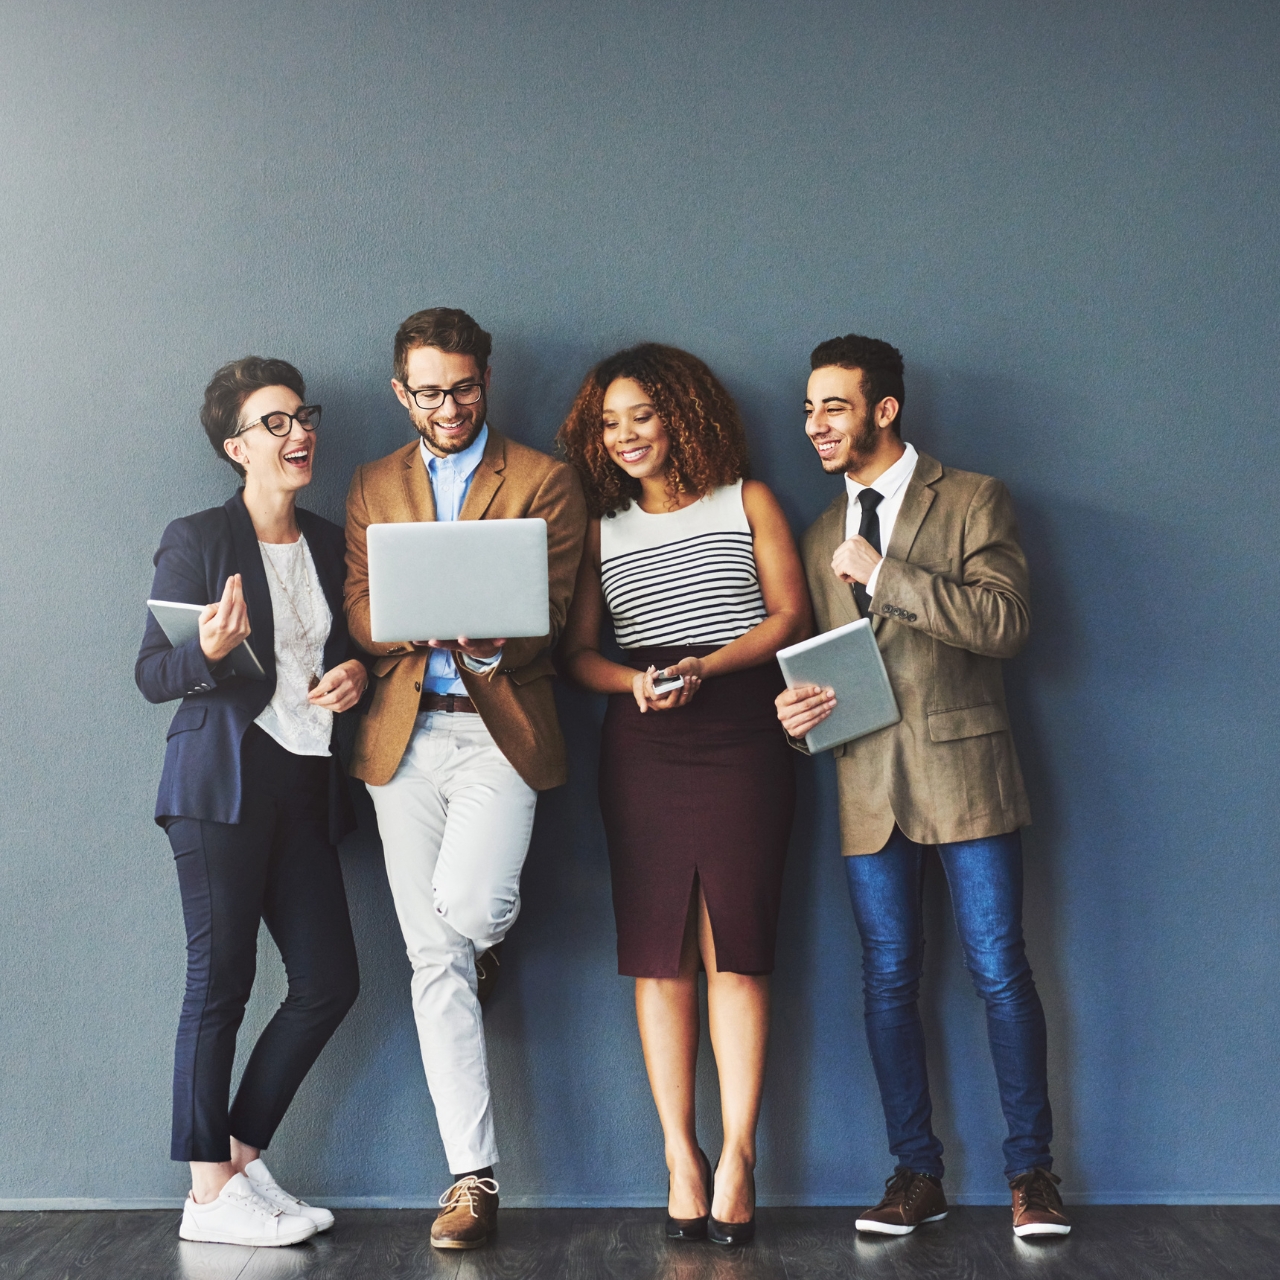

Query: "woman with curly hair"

xmin=558 ymin=344 xmax=811 ymax=1245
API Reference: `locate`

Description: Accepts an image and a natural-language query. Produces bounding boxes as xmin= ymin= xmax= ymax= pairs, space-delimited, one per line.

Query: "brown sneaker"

xmin=855 ymin=1170 xmax=948 ymax=1235
xmin=1010 ymin=1168 xmax=1071 ymax=1236
xmin=475 ymin=942 xmax=503 ymax=1006
xmin=430 ymin=1175 xmax=499 ymax=1249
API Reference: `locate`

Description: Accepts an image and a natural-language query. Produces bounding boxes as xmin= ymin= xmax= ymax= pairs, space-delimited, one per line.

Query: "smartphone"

xmin=652 ymin=672 xmax=685 ymax=696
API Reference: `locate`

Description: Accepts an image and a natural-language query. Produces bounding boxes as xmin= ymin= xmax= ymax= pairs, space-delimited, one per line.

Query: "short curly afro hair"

xmin=556 ymin=343 xmax=750 ymax=518
xmin=809 ymin=333 xmax=904 ymax=434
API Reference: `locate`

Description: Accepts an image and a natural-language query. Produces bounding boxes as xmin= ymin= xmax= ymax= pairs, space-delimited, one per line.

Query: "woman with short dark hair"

xmin=558 ymin=344 xmax=811 ymax=1245
xmin=136 ymin=357 xmax=367 ymax=1247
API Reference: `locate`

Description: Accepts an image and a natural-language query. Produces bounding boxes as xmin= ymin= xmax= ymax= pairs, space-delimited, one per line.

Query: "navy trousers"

xmin=168 ymin=725 xmax=360 ymax=1163
xmin=844 ymin=827 xmax=1052 ymax=1181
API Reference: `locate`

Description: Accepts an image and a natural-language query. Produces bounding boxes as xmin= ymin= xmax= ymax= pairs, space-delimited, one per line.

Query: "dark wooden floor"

xmin=3 ymin=1206 xmax=1279 ymax=1280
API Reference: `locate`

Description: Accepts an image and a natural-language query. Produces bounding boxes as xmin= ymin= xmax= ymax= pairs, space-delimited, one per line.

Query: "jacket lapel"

xmin=400 ymin=440 xmax=438 ymax=522
xmin=460 ymin=428 xmax=506 ymax=521
xmin=884 ymin=452 xmax=941 ymax=563
xmin=225 ymin=491 xmax=275 ymax=681
xmin=874 ymin=452 xmax=942 ymax=634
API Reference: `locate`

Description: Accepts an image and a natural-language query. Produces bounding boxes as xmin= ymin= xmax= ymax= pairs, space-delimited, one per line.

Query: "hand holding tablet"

xmin=148 ymin=587 xmax=266 ymax=681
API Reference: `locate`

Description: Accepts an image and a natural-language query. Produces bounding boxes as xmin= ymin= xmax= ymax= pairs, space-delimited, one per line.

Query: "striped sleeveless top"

xmin=599 ymin=480 xmax=766 ymax=649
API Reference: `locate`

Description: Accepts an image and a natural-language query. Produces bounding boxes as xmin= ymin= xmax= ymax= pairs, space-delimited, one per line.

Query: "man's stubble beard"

xmin=819 ymin=406 xmax=880 ymax=474
xmin=410 ymin=402 xmax=485 ymax=456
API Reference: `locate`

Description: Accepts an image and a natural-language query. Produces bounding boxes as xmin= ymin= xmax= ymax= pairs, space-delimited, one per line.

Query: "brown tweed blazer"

xmin=802 ymin=451 xmax=1032 ymax=854
xmin=344 ymin=428 xmax=587 ymax=791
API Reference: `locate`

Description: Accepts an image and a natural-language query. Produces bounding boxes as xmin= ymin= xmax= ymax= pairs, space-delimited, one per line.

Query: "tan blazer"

xmin=802 ymin=451 xmax=1032 ymax=854
xmin=344 ymin=429 xmax=587 ymax=791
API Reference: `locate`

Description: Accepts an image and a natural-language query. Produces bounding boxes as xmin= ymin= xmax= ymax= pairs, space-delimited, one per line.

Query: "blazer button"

xmin=908 ymin=612 xmax=917 ymax=621
xmin=414 ymin=681 xmax=421 ymax=692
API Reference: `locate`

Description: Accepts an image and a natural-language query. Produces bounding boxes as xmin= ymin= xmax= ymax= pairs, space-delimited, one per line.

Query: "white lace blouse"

xmin=254 ymin=536 xmax=333 ymax=757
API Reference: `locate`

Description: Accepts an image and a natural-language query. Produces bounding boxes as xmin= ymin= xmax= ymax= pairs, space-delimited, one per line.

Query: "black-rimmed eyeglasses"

xmin=403 ymin=381 xmax=485 ymax=411
xmin=232 ymin=404 xmax=322 ymax=438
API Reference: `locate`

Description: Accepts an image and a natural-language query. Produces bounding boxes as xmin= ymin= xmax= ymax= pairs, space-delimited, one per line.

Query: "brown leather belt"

xmin=420 ymin=691 xmax=479 ymax=715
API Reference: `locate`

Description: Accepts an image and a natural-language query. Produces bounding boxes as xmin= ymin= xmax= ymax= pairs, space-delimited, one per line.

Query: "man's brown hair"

xmin=393 ymin=308 xmax=492 ymax=384
xmin=556 ymin=343 xmax=750 ymax=517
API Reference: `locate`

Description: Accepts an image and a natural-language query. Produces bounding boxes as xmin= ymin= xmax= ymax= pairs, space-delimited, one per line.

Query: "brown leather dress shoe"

xmin=855 ymin=1170 xmax=948 ymax=1235
xmin=1010 ymin=1168 xmax=1071 ymax=1236
xmin=430 ymin=1175 xmax=499 ymax=1249
xmin=475 ymin=942 xmax=503 ymax=1006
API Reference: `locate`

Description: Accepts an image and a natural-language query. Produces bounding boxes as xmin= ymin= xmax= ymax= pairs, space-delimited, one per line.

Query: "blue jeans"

xmin=844 ymin=827 xmax=1052 ymax=1181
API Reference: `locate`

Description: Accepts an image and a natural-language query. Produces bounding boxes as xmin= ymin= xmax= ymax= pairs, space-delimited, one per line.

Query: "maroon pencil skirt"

xmin=599 ymin=646 xmax=796 ymax=978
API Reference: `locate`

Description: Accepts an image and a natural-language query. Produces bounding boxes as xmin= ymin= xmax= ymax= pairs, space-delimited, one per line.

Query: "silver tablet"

xmin=776 ymin=619 xmax=900 ymax=752
xmin=146 ymin=599 xmax=267 ymax=681
xmin=366 ymin=519 xmax=550 ymax=643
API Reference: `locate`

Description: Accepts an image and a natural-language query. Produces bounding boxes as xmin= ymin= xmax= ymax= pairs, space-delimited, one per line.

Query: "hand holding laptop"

xmin=417 ymin=636 xmax=507 ymax=661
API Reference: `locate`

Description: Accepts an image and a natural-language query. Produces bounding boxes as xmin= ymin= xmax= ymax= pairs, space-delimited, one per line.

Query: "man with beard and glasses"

xmin=775 ymin=334 xmax=1070 ymax=1241
xmin=343 ymin=308 xmax=586 ymax=1250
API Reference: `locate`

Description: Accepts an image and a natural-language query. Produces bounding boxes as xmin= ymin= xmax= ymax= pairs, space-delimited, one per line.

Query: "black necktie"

xmin=852 ymin=487 xmax=883 ymax=617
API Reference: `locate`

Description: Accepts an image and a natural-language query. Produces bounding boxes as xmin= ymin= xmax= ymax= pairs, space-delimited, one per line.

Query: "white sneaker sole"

xmin=855 ymin=1211 xmax=947 ymax=1235
xmin=1014 ymin=1222 xmax=1071 ymax=1236
xmin=179 ymin=1219 xmax=317 ymax=1247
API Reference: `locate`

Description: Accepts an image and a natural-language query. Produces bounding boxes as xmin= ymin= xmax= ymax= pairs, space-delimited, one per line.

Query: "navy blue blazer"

xmin=136 ymin=490 xmax=360 ymax=843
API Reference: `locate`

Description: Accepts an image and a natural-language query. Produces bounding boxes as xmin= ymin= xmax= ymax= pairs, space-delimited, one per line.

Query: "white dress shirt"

xmin=844 ymin=441 xmax=919 ymax=597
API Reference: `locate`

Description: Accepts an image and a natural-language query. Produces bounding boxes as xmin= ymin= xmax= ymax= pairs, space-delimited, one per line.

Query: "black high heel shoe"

xmin=666 ymin=1148 xmax=713 ymax=1241
xmin=708 ymin=1165 xmax=756 ymax=1246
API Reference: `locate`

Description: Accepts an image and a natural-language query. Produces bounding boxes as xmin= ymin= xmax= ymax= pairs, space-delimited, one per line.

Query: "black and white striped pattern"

xmin=600 ymin=483 xmax=766 ymax=649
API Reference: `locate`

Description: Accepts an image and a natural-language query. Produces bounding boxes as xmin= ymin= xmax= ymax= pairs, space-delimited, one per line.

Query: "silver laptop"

xmin=366 ymin=519 xmax=550 ymax=643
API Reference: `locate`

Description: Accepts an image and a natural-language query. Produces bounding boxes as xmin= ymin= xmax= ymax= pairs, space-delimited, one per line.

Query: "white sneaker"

xmin=179 ymin=1172 xmax=317 ymax=1246
xmin=245 ymin=1158 xmax=335 ymax=1232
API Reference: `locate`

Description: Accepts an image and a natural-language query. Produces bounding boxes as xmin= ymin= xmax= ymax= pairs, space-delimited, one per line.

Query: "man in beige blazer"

xmin=344 ymin=308 xmax=586 ymax=1249
xmin=777 ymin=334 xmax=1069 ymax=1241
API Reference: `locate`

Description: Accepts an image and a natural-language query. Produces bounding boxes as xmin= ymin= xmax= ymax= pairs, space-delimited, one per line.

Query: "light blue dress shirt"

xmin=421 ymin=423 xmax=501 ymax=695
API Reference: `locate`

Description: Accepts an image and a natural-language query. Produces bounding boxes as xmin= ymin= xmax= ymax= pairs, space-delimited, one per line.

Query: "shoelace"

xmin=224 ymin=1186 xmax=283 ymax=1220
xmin=438 ymin=1176 xmax=499 ymax=1219
xmin=877 ymin=1170 xmax=917 ymax=1209
xmin=1012 ymin=1169 xmax=1062 ymax=1214
xmin=255 ymin=1178 xmax=311 ymax=1211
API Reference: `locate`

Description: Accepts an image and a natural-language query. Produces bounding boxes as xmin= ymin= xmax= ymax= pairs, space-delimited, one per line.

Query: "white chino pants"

xmin=367 ymin=711 xmax=537 ymax=1173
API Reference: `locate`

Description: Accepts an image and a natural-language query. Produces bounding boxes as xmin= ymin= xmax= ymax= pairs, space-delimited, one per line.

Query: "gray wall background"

xmin=1 ymin=0 xmax=1277 ymax=1207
